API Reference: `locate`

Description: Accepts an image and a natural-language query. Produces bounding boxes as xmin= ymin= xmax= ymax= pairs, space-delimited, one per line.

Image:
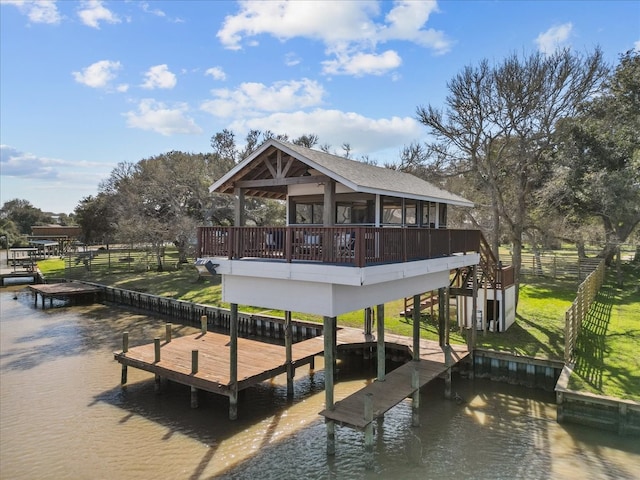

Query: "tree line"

xmin=1 ymin=49 xmax=637 ymax=296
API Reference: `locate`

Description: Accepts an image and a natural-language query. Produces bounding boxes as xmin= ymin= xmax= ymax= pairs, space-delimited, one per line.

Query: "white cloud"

xmin=634 ymin=40 xmax=640 ymax=52
xmin=77 ymin=0 xmax=120 ymax=29
xmin=205 ymin=66 xmax=227 ymax=81
xmin=0 ymin=144 xmax=105 ymax=180
xmin=3 ymin=0 xmax=61 ymax=24
xmin=141 ymin=64 xmax=177 ymax=89
xmin=72 ymin=60 xmax=122 ymax=89
xmin=140 ymin=2 xmax=165 ymax=17
xmin=284 ymin=52 xmax=301 ymax=67
xmin=322 ymin=49 xmax=402 ymax=76
xmin=217 ymin=1 xmax=450 ymax=76
xmin=201 ymin=78 xmax=325 ymax=117
xmin=535 ymin=23 xmax=573 ymax=54
xmin=124 ymin=99 xmax=203 ymax=136
xmin=228 ymin=109 xmax=423 ymax=158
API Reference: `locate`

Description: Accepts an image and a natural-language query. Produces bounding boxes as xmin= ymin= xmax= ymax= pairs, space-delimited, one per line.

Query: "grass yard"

xmin=474 ymin=276 xmax=577 ymax=360
xmin=35 ymin=251 xmax=639 ymax=399
xmin=568 ymin=266 xmax=640 ymax=401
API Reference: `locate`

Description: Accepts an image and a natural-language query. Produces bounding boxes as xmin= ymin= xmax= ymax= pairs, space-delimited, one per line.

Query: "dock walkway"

xmin=321 ymin=334 xmax=469 ymax=429
xmin=115 ymin=330 xmax=324 ymax=395
xmin=115 ymin=326 xmax=469 ymax=422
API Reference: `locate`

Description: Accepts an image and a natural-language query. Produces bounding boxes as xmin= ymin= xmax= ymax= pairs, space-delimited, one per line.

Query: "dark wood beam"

xmin=235 ymin=175 xmax=329 ymax=188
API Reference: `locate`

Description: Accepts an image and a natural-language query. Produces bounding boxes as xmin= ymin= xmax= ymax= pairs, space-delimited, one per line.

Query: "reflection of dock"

xmin=28 ymin=282 xmax=103 ymax=308
xmin=114 ymin=326 xmax=469 ymax=425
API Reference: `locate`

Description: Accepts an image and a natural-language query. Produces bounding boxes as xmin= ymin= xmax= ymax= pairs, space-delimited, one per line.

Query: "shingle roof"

xmin=211 ymin=139 xmax=474 ymax=207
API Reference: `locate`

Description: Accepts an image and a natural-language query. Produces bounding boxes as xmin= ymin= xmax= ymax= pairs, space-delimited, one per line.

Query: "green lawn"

xmin=474 ymin=276 xmax=577 ymax=360
xmin=568 ymin=266 xmax=640 ymax=401
xmin=35 ymin=252 xmax=639 ymax=400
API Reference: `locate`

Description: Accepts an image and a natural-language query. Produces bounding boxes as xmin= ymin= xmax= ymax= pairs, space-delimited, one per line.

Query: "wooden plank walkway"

xmin=114 ymin=326 xmax=469 ymax=419
xmin=28 ymin=282 xmax=103 ymax=308
xmin=320 ymin=331 xmax=470 ymax=430
xmin=319 ymin=359 xmax=454 ymax=429
xmin=115 ymin=331 xmax=325 ymax=396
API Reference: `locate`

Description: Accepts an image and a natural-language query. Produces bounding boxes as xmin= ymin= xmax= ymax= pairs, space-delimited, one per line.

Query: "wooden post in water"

xmin=165 ymin=323 xmax=172 ymax=343
xmin=364 ymin=392 xmax=374 ymax=468
xmin=121 ymin=332 xmax=129 ymax=384
xmin=412 ymin=365 xmax=420 ymax=427
xmin=324 ymin=315 xmax=336 ymax=456
xmin=444 ymin=345 xmax=452 ymax=400
xmin=364 ymin=307 xmax=372 ymax=336
xmin=229 ymin=303 xmax=238 ymax=420
xmin=154 ymin=338 xmax=161 ymax=362
xmin=444 ymin=287 xmax=450 ymax=345
xmin=191 ymin=350 xmax=199 ymax=408
xmin=376 ymin=304 xmax=385 ymax=382
xmin=200 ymin=315 xmax=207 ymax=335
xmin=154 ymin=337 xmax=161 ymax=392
xmin=284 ymin=311 xmax=294 ymax=398
xmin=470 ymin=265 xmax=478 ymax=379
xmin=438 ymin=287 xmax=445 ymax=347
xmin=412 ymin=294 xmax=421 ymax=360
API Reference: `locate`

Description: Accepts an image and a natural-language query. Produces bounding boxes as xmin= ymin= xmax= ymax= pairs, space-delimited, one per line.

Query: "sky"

xmin=1 ymin=0 xmax=639 ymax=215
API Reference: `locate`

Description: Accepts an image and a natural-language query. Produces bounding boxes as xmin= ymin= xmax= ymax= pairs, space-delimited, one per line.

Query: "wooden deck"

xmin=319 ymin=359 xmax=453 ymax=429
xmin=115 ymin=331 xmax=326 ymax=395
xmin=320 ymin=331 xmax=469 ymax=429
xmin=28 ymin=282 xmax=103 ymax=308
xmin=114 ymin=327 xmax=469 ymax=421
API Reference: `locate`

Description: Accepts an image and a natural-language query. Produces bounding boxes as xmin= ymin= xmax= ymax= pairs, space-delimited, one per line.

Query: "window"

xmin=439 ymin=203 xmax=447 ymax=228
xmin=294 ymin=202 xmax=323 ymax=224
xmin=381 ymin=196 xmax=402 ymax=224
xmin=405 ymin=200 xmax=417 ymax=225
xmin=336 ymin=204 xmax=352 ymax=224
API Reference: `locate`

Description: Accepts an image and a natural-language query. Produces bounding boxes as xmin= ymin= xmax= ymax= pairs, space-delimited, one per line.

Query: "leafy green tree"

xmin=0 ymin=218 xmax=21 ymax=248
xmin=74 ymin=194 xmax=118 ymax=246
xmin=549 ymin=50 xmax=640 ymax=265
xmin=0 ymin=199 xmax=51 ymax=234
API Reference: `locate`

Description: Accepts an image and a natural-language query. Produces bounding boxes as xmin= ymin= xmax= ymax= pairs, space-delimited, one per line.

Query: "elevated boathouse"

xmin=192 ymin=139 xmax=515 ymax=456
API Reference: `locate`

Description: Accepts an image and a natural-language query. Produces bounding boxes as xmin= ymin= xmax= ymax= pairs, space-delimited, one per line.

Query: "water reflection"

xmin=1 ymin=288 xmax=638 ymax=480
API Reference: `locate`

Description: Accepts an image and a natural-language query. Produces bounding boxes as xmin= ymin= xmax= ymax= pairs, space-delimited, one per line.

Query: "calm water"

xmin=1 ymin=287 xmax=638 ymax=480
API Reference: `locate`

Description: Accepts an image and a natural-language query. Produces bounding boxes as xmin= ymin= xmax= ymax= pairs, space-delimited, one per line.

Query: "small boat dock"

xmin=114 ymin=325 xmax=469 ymax=426
xmin=28 ymin=282 xmax=103 ymax=309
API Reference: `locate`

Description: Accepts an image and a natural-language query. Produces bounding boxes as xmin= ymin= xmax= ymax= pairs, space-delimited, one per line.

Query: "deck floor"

xmin=28 ymin=282 xmax=103 ymax=295
xmin=115 ymin=326 xmax=469 ymax=421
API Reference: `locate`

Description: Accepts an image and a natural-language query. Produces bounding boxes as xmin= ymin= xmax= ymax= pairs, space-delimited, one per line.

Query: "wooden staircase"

xmin=405 ymin=232 xmax=513 ymax=309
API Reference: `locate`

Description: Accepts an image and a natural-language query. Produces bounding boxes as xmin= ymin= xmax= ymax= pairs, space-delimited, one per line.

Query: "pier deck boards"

xmin=320 ymin=359 xmax=453 ymax=429
xmin=115 ymin=327 xmax=468 ymax=411
xmin=115 ymin=331 xmax=325 ymax=395
xmin=320 ymin=335 xmax=469 ymax=429
xmin=28 ymin=282 xmax=103 ymax=308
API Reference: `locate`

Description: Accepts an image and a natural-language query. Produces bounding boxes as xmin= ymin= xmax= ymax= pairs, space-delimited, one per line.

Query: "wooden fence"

xmin=564 ymin=260 xmax=605 ymax=362
xmin=80 ymin=281 xmax=323 ymax=342
xmin=520 ymin=253 xmax=602 ymax=281
xmin=65 ymin=246 xmax=179 ymax=278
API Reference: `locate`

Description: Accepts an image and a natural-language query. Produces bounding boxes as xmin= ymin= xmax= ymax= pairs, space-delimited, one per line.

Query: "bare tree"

xmin=416 ymin=48 xmax=608 ymax=306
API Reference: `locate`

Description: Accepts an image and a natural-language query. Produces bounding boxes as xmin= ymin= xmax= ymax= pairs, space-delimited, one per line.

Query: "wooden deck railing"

xmin=197 ymin=226 xmax=484 ymax=268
